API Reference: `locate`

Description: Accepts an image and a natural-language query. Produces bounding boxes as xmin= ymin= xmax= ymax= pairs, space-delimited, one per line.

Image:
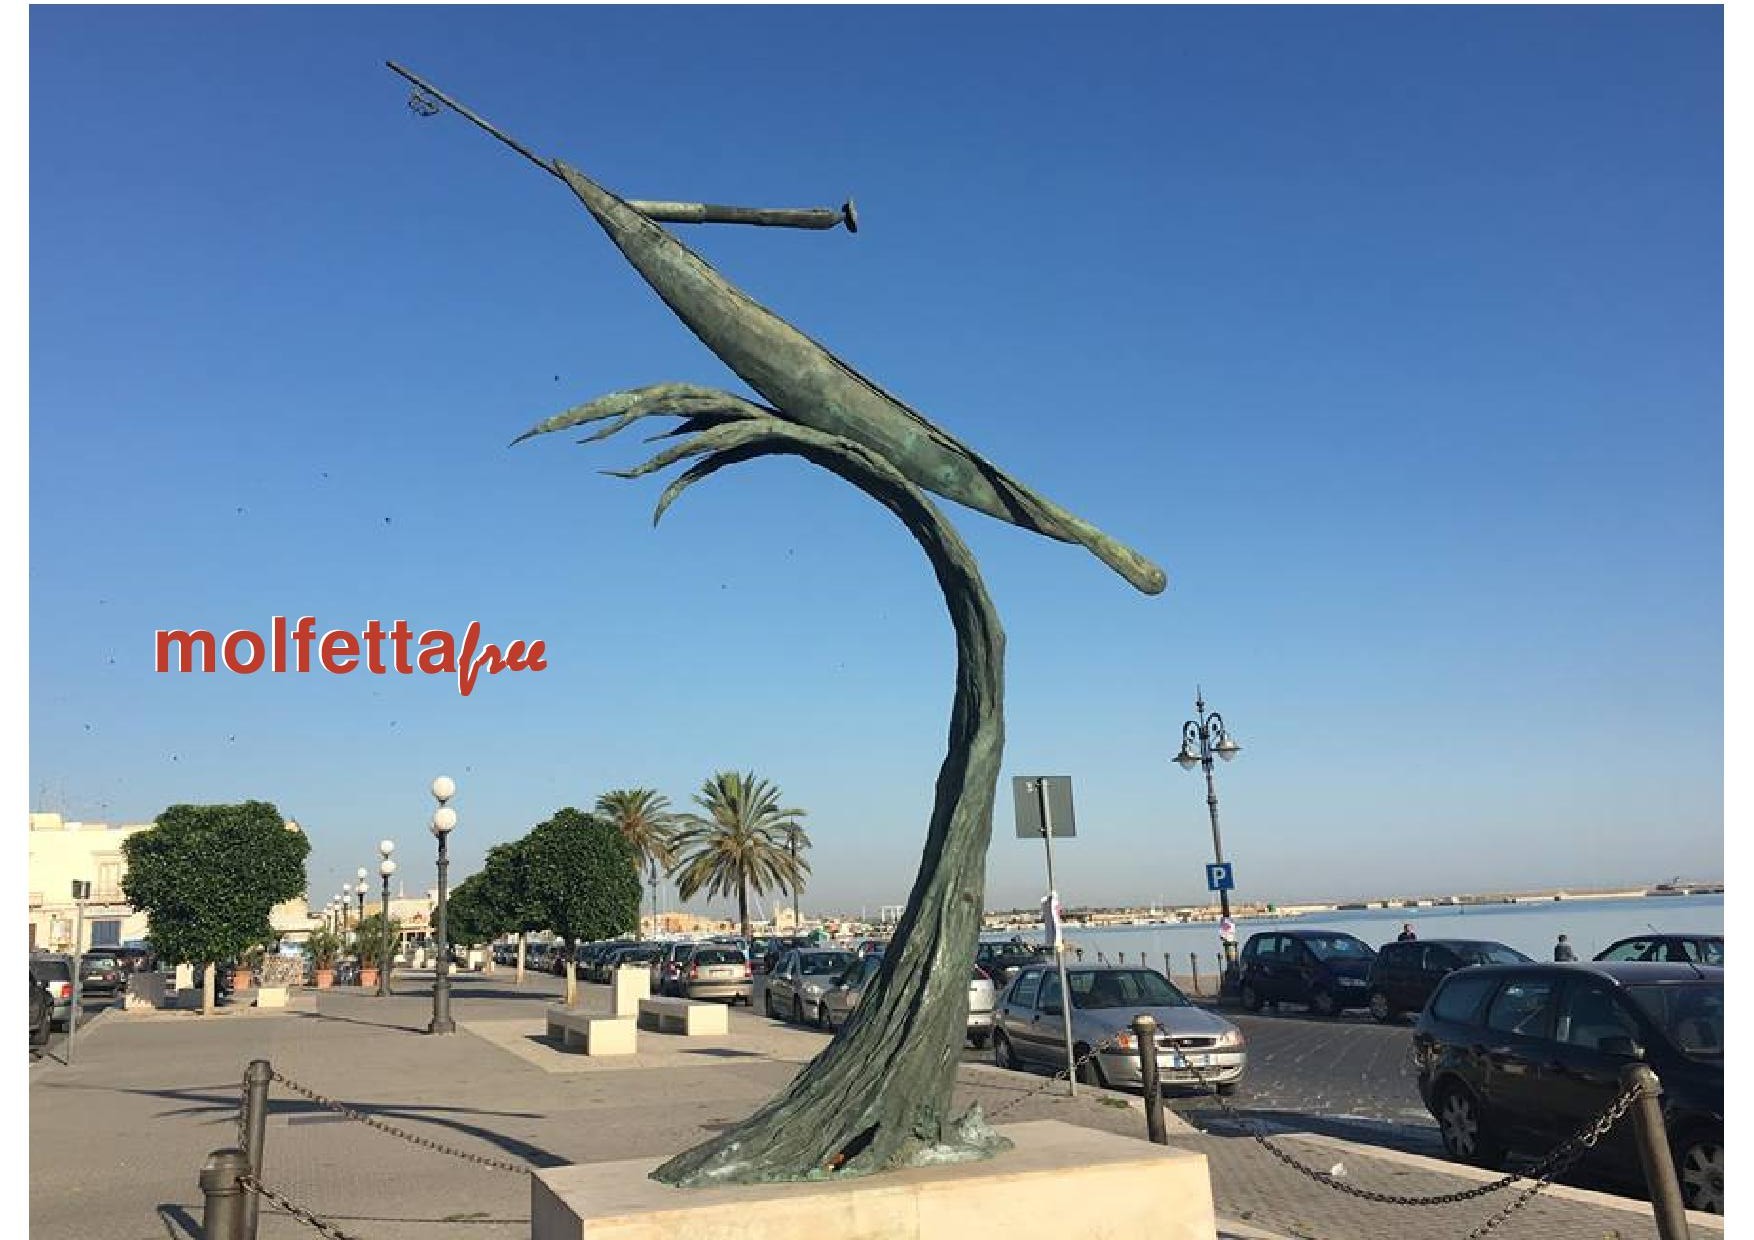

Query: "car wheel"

xmin=969 ymin=1028 xmax=990 ymax=1050
xmin=792 ymin=996 xmax=805 ymax=1025
xmin=1240 ymin=982 xmax=1264 ymax=1013
xmin=992 ymin=1031 xmax=1017 ymax=1071
xmin=1075 ymin=1046 xmax=1107 ymax=1088
xmin=1674 ymin=1130 xmax=1724 ymax=1214
xmin=815 ymin=1000 xmax=832 ymax=1030
xmin=1310 ymin=988 xmax=1338 ymax=1019
xmin=1368 ymin=991 xmax=1395 ymax=1023
xmin=764 ymin=990 xmax=778 ymax=1019
xmin=1436 ymin=1083 xmax=1504 ymax=1168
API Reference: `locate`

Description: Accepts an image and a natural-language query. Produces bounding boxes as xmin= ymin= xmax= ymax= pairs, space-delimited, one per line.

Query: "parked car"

xmin=764 ymin=948 xmax=858 ymax=1025
xmin=29 ymin=954 xmax=75 ymax=1029
xmin=586 ymin=941 xmax=639 ymax=982
xmin=760 ymin=937 xmax=814 ymax=976
xmin=110 ymin=946 xmax=156 ymax=974
xmin=1593 ymin=935 xmax=1723 ymax=966
xmin=1366 ymin=939 xmax=1531 ymax=1024
xmin=976 ymin=941 xmax=1048 ymax=988
xmin=677 ymin=945 xmax=752 ymax=1004
xmin=1413 ymin=961 xmax=1722 ymax=1213
xmin=29 ymin=973 xmax=52 ymax=1047
xmin=79 ymin=953 xmax=126 ymax=997
xmin=608 ymin=943 xmax=663 ymax=980
xmin=820 ymin=953 xmax=1000 ymax=1047
xmin=991 ymin=963 xmax=1246 ymax=1091
xmin=1237 ymin=929 xmax=1378 ymax=1016
xmin=651 ymin=942 xmax=698 ymax=996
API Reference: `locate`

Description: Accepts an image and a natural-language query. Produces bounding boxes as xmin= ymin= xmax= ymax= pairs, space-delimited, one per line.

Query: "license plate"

xmin=1169 ymin=1052 xmax=1213 ymax=1068
xmin=706 ymin=968 xmax=735 ymax=979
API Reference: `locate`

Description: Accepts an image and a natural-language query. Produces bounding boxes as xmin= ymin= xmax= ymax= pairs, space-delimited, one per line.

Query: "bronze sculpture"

xmin=390 ymin=62 xmax=1164 ymax=1186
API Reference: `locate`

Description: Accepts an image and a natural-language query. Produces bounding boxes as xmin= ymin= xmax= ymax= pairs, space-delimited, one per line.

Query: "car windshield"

xmin=1304 ymin=936 xmax=1375 ymax=962
xmin=800 ymin=952 xmax=855 ymax=976
xmin=1070 ymin=969 xmax=1189 ymax=1009
xmin=1452 ymin=944 xmax=1531 ymax=966
xmin=31 ymin=959 xmax=72 ymax=981
xmin=1623 ymin=982 xmax=1723 ymax=1057
xmin=691 ymin=949 xmax=745 ymax=965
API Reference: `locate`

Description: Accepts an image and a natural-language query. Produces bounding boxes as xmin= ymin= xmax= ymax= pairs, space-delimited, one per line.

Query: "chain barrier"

xmin=269 ymin=1068 xmax=532 ymax=1176
xmin=975 ymin=1028 xmax=1129 ymax=1123
xmin=239 ymin=1176 xmax=364 ymax=1240
xmin=1178 ymin=1054 xmax=1641 ymax=1213
xmin=235 ymin=1067 xmax=251 ymax=1154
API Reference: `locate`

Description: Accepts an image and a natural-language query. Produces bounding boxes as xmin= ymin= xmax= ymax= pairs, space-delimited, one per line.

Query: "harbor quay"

xmin=29 ymin=967 xmax=1721 ymax=1240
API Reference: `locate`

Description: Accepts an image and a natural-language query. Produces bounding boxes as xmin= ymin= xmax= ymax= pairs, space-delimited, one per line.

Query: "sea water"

xmin=989 ymin=894 xmax=1724 ymax=975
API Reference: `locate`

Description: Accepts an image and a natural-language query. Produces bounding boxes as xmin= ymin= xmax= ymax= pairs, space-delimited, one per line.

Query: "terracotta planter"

xmin=358 ymin=966 xmax=379 ymax=988
xmin=314 ymin=968 xmax=334 ymax=989
xmin=233 ymin=968 xmax=254 ymax=991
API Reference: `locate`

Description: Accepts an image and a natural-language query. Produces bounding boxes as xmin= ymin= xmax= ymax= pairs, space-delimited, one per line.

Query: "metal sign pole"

xmin=1037 ymin=780 xmax=1077 ymax=1096
xmin=67 ymin=887 xmax=86 ymax=1062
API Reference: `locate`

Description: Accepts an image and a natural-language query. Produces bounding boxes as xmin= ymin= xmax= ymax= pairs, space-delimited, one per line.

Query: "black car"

xmin=976 ymin=941 xmax=1048 ymax=988
xmin=1366 ymin=939 xmax=1531 ymax=1024
xmin=1236 ymin=929 xmax=1377 ymax=1016
xmin=79 ymin=953 xmax=125 ymax=997
xmin=1593 ymin=935 xmax=1722 ymax=967
xmin=1413 ymin=961 xmax=1722 ymax=1214
xmin=29 ymin=974 xmax=52 ymax=1047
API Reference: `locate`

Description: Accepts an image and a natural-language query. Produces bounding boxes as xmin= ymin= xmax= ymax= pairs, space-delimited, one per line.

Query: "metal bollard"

xmin=1188 ymin=952 xmax=1201 ymax=996
xmin=241 ymin=1060 xmax=272 ymax=1240
xmin=1621 ymin=1063 xmax=1693 ymax=1240
xmin=1132 ymin=1014 xmax=1168 ymax=1145
xmin=199 ymin=1148 xmax=250 ymax=1240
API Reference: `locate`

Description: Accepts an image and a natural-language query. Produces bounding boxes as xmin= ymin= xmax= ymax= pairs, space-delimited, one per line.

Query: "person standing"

xmin=1398 ymin=923 xmax=1418 ymax=942
xmin=1554 ymin=934 xmax=1577 ymax=962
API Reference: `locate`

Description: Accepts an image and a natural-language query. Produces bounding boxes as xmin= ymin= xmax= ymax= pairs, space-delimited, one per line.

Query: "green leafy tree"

xmin=523 ymin=808 xmax=641 ymax=949
xmin=671 ymin=772 xmax=808 ymax=944
xmin=122 ymin=800 xmax=309 ymax=1013
xmin=595 ymin=789 xmax=678 ymax=933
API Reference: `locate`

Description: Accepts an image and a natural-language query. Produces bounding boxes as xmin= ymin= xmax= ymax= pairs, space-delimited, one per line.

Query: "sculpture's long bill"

xmin=552 ymin=161 xmax=1167 ymax=597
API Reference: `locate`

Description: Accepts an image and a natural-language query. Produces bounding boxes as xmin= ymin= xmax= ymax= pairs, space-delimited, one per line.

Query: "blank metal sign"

xmin=1012 ymin=776 xmax=1076 ymax=838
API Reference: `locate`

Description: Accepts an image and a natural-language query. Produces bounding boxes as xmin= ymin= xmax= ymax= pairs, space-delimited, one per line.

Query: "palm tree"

xmin=782 ymin=822 xmax=812 ymax=933
xmin=670 ymin=772 xmax=808 ymax=944
xmin=595 ymin=789 xmax=679 ymax=936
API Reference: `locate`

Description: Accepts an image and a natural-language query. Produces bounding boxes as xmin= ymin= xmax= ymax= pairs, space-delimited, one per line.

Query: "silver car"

xmin=678 ymin=945 xmax=752 ymax=1004
xmin=764 ymin=948 xmax=858 ymax=1025
xmin=820 ymin=953 xmax=997 ymax=1046
xmin=992 ymin=963 xmax=1246 ymax=1092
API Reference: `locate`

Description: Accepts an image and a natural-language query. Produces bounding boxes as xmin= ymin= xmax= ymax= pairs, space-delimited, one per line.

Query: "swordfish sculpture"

xmin=390 ymin=62 xmax=1165 ymax=1185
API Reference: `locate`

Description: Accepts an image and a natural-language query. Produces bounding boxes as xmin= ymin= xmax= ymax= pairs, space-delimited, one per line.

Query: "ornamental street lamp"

xmin=355 ymin=868 xmax=368 ymax=931
xmin=427 ymin=776 xmax=458 ymax=1035
xmin=377 ymin=840 xmax=396 ymax=998
xmin=1175 ymin=686 xmax=1243 ymax=973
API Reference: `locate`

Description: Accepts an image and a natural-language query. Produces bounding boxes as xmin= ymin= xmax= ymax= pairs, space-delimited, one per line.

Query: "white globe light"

xmin=380 ymin=858 xmax=398 ymax=877
xmin=431 ymin=806 xmax=458 ymax=836
xmin=431 ymin=775 xmax=456 ymax=803
xmin=379 ymin=839 xmax=396 ymax=858
xmin=357 ymin=867 xmax=368 ymax=881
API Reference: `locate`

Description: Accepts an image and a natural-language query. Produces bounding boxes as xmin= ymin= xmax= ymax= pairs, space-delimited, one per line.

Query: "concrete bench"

xmin=546 ymin=1007 xmax=637 ymax=1055
xmin=637 ymin=997 xmax=729 ymax=1037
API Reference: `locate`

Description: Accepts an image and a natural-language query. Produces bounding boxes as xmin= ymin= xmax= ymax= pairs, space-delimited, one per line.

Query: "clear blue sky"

xmin=29 ymin=7 xmax=1723 ymax=916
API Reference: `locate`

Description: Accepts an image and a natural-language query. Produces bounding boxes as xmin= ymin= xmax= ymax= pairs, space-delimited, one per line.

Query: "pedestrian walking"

xmin=1554 ymin=933 xmax=1577 ymax=962
xmin=1398 ymin=923 xmax=1417 ymax=942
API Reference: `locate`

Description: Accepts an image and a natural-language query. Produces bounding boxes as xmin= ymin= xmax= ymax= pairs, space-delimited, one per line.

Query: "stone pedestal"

xmin=611 ymin=967 xmax=650 ymax=1017
xmin=532 ymin=1120 xmax=1215 ymax=1240
xmin=125 ymin=973 xmax=166 ymax=1011
xmin=255 ymin=986 xmax=289 ymax=1009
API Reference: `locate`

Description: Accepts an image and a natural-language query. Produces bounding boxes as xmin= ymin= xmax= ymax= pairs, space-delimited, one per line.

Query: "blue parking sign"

xmin=1205 ymin=863 xmax=1234 ymax=891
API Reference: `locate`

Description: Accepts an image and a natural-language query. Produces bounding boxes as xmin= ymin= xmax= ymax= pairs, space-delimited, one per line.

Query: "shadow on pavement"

xmin=117 ymin=1083 xmax=572 ymax=1169
xmin=154 ymin=1203 xmax=201 ymax=1240
xmin=289 ymin=1008 xmax=429 ymax=1035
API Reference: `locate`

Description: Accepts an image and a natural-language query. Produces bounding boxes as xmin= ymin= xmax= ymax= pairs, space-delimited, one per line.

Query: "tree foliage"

xmin=121 ymin=800 xmax=309 ymax=968
xmin=671 ymin=771 xmax=808 ymax=943
xmin=523 ymin=808 xmax=641 ymax=945
xmin=447 ymin=839 xmax=544 ymax=944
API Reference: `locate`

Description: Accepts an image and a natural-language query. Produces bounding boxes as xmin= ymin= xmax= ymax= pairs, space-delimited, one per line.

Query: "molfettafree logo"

xmin=154 ymin=617 xmax=546 ymax=697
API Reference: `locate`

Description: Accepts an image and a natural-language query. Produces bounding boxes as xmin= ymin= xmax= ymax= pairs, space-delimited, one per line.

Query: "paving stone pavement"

xmin=28 ymin=970 xmax=1721 ymax=1240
